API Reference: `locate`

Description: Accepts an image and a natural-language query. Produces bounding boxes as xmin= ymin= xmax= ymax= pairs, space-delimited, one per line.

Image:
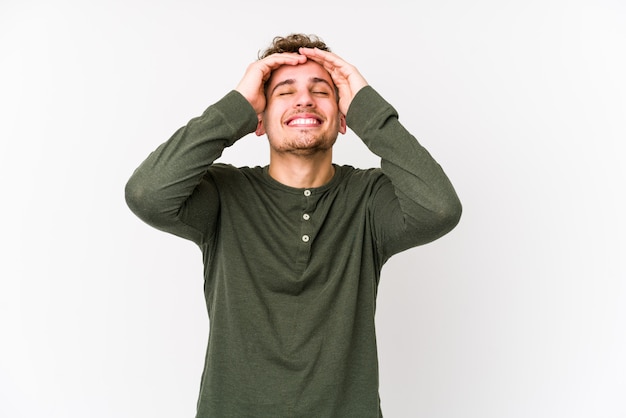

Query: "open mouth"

xmin=286 ymin=115 xmax=323 ymax=127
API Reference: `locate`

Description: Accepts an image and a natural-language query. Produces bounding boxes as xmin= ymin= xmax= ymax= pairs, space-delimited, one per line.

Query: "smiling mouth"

xmin=286 ymin=117 xmax=322 ymax=127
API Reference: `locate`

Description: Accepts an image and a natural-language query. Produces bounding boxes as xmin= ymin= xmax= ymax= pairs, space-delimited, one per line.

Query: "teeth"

xmin=289 ymin=118 xmax=318 ymax=125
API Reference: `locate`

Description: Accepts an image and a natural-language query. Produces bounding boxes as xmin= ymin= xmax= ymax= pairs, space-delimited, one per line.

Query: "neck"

xmin=268 ymin=150 xmax=335 ymax=188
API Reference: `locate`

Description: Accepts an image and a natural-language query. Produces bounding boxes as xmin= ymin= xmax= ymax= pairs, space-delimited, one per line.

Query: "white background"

xmin=1 ymin=0 xmax=624 ymax=417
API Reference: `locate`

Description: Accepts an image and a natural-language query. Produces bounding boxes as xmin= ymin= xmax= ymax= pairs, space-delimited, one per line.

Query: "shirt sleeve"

xmin=125 ymin=90 xmax=258 ymax=244
xmin=345 ymin=86 xmax=462 ymax=260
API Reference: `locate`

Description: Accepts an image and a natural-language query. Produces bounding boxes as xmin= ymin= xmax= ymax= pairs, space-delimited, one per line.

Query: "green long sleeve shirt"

xmin=125 ymin=86 xmax=461 ymax=417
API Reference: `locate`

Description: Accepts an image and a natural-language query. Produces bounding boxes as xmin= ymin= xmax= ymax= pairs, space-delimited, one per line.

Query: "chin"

xmin=271 ymin=136 xmax=336 ymax=154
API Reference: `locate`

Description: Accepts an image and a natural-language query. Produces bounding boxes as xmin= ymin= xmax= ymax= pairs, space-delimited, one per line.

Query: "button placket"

xmin=300 ymin=189 xmax=314 ymax=245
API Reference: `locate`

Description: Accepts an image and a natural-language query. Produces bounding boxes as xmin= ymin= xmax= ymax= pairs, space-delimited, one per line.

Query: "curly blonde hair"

xmin=258 ymin=33 xmax=331 ymax=59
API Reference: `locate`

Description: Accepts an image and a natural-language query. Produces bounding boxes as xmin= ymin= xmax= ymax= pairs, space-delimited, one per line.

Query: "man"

xmin=126 ymin=33 xmax=462 ymax=417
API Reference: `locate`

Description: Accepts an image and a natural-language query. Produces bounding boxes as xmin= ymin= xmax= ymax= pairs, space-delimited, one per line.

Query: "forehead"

xmin=267 ymin=60 xmax=334 ymax=89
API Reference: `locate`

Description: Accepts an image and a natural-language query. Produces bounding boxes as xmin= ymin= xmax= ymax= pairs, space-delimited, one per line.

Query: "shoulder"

xmin=206 ymin=164 xmax=264 ymax=183
xmin=337 ymin=164 xmax=385 ymax=183
xmin=335 ymin=165 xmax=390 ymax=195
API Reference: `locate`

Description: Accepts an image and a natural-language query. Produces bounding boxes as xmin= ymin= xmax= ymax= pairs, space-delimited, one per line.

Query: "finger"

xmin=298 ymin=48 xmax=345 ymax=70
xmin=255 ymin=53 xmax=308 ymax=84
xmin=260 ymin=52 xmax=307 ymax=70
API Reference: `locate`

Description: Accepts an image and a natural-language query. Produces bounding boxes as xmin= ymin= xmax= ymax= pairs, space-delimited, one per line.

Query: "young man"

xmin=126 ymin=34 xmax=462 ymax=417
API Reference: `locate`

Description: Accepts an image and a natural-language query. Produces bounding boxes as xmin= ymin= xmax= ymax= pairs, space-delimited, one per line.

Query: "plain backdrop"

xmin=1 ymin=0 xmax=624 ymax=417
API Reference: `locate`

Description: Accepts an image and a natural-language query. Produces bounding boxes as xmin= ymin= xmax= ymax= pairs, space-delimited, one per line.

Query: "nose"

xmin=294 ymin=90 xmax=314 ymax=108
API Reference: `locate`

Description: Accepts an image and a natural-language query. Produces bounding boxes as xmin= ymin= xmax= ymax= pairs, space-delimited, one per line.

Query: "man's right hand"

xmin=235 ymin=53 xmax=307 ymax=115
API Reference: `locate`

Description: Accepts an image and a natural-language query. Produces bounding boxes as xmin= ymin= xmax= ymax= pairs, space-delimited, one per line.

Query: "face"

xmin=256 ymin=60 xmax=347 ymax=156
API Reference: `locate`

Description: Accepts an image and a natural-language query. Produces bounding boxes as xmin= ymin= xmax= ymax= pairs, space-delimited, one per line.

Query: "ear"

xmin=338 ymin=113 xmax=347 ymax=135
xmin=255 ymin=113 xmax=265 ymax=136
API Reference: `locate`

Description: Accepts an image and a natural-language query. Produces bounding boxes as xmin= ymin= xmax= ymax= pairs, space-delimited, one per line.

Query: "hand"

xmin=298 ymin=47 xmax=368 ymax=116
xmin=235 ymin=53 xmax=307 ymax=114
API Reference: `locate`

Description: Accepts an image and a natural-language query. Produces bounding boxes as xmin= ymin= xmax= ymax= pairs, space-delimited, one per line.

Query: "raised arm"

xmin=124 ymin=91 xmax=258 ymax=244
xmin=351 ymin=86 xmax=462 ymax=258
xmin=303 ymin=48 xmax=461 ymax=257
xmin=125 ymin=53 xmax=314 ymax=243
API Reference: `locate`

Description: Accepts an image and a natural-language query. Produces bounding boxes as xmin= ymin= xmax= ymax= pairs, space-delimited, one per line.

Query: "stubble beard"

xmin=270 ymin=130 xmax=338 ymax=157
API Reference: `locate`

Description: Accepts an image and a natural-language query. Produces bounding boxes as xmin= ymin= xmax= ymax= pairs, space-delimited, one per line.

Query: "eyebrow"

xmin=270 ymin=77 xmax=334 ymax=96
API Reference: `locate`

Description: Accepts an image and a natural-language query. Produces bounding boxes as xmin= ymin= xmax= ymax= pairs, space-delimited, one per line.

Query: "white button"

xmin=302 ymin=235 xmax=310 ymax=242
xmin=304 ymin=190 xmax=311 ymax=197
xmin=302 ymin=213 xmax=310 ymax=221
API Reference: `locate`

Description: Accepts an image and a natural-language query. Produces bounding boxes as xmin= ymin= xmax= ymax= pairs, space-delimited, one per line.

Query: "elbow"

xmin=124 ymin=171 xmax=184 ymax=231
xmin=124 ymin=173 xmax=158 ymax=222
xmin=444 ymin=192 xmax=463 ymax=225
xmin=124 ymin=175 xmax=145 ymax=217
xmin=435 ymin=195 xmax=463 ymax=235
